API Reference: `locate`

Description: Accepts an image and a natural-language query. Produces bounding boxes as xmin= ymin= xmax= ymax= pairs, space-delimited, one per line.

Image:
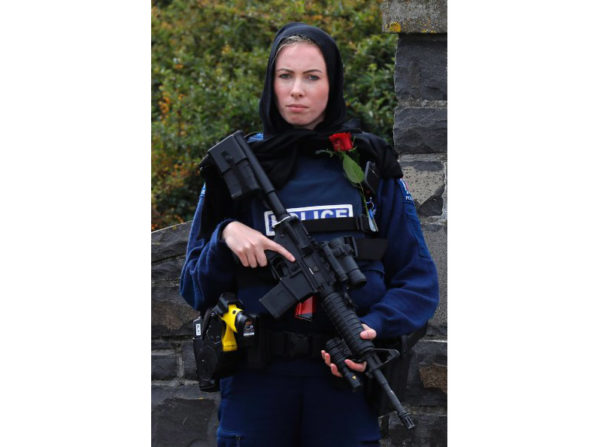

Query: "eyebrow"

xmin=275 ymin=68 xmax=324 ymax=73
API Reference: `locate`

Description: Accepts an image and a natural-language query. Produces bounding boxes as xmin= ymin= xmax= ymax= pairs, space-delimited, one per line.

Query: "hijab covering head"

xmin=259 ymin=22 xmax=347 ymax=136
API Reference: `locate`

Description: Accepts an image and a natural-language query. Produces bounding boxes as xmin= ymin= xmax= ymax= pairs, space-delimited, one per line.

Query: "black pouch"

xmin=205 ymin=131 xmax=261 ymax=200
xmin=364 ymin=324 xmax=427 ymax=416
xmin=192 ymin=308 xmax=241 ymax=392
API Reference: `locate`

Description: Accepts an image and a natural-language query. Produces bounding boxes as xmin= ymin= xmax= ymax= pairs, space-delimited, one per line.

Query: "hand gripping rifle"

xmin=203 ymin=131 xmax=415 ymax=429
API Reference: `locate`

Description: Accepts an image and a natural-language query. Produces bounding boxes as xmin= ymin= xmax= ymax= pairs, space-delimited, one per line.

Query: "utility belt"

xmin=192 ymin=292 xmax=426 ymax=416
xmin=269 ymin=330 xmax=331 ymax=360
xmin=192 ymin=298 xmax=332 ymax=391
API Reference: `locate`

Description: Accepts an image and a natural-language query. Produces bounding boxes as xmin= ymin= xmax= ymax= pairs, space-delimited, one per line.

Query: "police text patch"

xmin=264 ymin=204 xmax=353 ymax=236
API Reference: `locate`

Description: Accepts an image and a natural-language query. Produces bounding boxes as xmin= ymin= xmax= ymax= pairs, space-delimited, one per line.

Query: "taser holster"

xmin=192 ymin=292 xmax=257 ymax=391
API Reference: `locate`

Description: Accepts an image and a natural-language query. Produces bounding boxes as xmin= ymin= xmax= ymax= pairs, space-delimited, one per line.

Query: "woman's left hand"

xmin=320 ymin=324 xmax=377 ymax=378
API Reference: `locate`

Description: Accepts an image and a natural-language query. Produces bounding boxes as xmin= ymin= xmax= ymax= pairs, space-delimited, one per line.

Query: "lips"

xmin=286 ymin=104 xmax=308 ymax=112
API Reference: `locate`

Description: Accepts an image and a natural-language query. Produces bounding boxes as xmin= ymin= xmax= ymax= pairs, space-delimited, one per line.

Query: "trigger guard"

xmin=266 ymin=250 xmax=286 ymax=278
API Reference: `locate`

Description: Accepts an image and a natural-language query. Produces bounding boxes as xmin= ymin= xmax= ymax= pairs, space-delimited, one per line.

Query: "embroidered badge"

xmin=399 ymin=179 xmax=414 ymax=202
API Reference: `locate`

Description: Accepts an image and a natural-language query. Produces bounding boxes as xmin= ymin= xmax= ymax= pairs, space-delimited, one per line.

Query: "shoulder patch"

xmin=399 ymin=179 xmax=413 ymax=202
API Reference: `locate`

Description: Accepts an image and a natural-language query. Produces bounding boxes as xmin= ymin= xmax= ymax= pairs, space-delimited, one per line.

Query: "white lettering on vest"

xmin=264 ymin=204 xmax=353 ymax=236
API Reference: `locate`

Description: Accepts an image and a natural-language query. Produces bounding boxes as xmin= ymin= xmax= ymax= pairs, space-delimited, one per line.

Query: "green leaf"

xmin=342 ymin=153 xmax=364 ymax=184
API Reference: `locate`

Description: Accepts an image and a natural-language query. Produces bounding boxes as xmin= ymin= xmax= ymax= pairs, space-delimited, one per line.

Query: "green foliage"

xmin=152 ymin=0 xmax=397 ymax=229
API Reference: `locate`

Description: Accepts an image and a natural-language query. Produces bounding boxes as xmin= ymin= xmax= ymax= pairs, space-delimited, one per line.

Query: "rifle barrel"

xmin=370 ymin=367 xmax=415 ymax=429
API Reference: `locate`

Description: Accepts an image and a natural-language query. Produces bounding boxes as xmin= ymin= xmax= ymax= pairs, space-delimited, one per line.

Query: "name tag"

xmin=264 ymin=204 xmax=353 ymax=236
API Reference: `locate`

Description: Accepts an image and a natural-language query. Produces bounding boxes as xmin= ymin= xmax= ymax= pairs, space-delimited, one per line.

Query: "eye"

xmin=278 ymin=73 xmax=291 ymax=79
xmin=307 ymin=75 xmax=320 ymax=81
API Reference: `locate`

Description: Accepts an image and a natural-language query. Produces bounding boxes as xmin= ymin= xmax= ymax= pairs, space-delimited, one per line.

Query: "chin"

xmin=285 ymin=117 xmax=309 ymax=127
xmin=287 ymin=116 xmax=321 ymax=129
xmin=279 ymin=110 xmax=324 ymax=130
xmin=290 ymin=119 xmax=310 ymax=127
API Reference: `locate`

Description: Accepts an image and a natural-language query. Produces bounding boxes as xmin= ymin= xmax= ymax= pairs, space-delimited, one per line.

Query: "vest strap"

xmin=302 ymin=215 xmax=375 ymax=234
xmin=300 ymin=216 xmax=388 ymax=261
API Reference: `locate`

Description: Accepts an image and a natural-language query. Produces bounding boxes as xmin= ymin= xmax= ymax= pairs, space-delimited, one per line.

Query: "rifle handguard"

xmin=325 ymin=337 xmax=362 ymax=391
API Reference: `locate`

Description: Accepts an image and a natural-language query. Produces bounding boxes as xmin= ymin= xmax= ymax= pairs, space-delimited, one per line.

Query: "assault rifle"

xmin=203 ymin=131 xmax=415 ymax=429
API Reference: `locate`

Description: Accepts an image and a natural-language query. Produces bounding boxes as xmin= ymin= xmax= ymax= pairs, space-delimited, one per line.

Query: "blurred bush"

xmin=152 ymin=0 xmax=396 ymax=229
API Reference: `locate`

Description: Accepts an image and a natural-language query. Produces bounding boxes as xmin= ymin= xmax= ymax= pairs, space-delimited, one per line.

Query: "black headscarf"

xmin=258 ymin=22 xmax=347 ymax=135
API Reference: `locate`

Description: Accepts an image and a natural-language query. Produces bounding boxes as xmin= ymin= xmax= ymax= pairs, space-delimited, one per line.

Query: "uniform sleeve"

xmin=179 ymin=184 xmax=238 ymax=312
xmin=360 ymin=178 xmax=439 ymax=338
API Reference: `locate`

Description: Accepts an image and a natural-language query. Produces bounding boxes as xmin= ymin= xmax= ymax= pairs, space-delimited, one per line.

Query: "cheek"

xmin=316 ymin=84 xmax=329 ymax=112
xmin=273 ymin=81 xmax=284 ymax=106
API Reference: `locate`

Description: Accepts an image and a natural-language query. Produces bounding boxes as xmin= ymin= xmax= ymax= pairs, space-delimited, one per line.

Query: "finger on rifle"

xmin=360 ymin=325 xmax=377 ymax=340
xmin=345 ymin=358 xmax=367 ymax=373
xmin=322 ymin=351 xmax=342 ymax=377
xmin=321 ymin=350 xmax=331 ymax=366
xmin=329 ymin=362 xmax=342 ymax=378
xmin=321 ymin=350 xmax=327 ymax=362
xmin=265 ymin=239 xmax=295 ymax=262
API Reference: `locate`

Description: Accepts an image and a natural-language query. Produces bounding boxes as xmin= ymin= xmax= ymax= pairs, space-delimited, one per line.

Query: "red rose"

xmin=329 ymin=132 xmax=353 ymax=152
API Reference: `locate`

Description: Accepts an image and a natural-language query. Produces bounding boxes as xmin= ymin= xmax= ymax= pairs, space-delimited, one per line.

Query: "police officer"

xmin=180 ymin=22 xmax=439 ymax=447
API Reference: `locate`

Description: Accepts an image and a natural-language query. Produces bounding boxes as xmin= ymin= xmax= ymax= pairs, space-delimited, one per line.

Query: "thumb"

xmin=360 ymin=324 xmax=377 ymax=340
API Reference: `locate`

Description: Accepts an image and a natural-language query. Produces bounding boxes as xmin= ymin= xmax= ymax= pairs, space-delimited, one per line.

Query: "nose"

xmin=290 ymin=78 xmax=304 ymax=98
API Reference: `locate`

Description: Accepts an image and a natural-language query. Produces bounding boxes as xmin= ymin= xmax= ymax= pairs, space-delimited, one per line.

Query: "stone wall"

xmin=151 ymin=2 xmax=447 ymax=445
xmin=151 ymin=223 xmax=214 ymax=446
xmin=381 ymin=1 xmax=448 ymax=444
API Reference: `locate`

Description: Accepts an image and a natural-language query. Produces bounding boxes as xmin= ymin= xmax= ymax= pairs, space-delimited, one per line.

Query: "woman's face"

xmin=273 ymin=42 xmax=329 ymax=130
